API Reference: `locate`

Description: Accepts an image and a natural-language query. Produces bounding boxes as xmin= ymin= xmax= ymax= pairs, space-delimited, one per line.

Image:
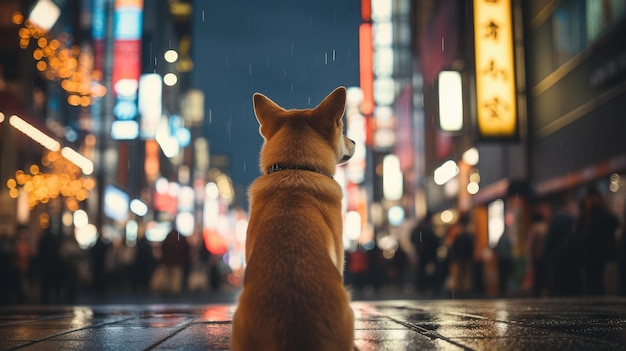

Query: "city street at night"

xmin=3 ymin=0 xmax=626 ymax=350
xmin=1 ymin=297 xmax=625 ymax=350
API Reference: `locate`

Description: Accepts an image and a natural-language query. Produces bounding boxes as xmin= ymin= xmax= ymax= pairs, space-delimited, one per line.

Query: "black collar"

xmin=267 ymin=164 xmax=333 ymax=179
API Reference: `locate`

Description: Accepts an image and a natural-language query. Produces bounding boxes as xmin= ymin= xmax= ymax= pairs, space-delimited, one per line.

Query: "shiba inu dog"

xmin=231 ymin=87 xmax=356 ymax=351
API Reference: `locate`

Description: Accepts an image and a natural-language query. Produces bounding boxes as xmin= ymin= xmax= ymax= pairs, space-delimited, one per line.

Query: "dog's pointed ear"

xmin=253 ymin=92 xmax=284 ymax=138
xmin=314 ymin=86 xmax=347 ymax=124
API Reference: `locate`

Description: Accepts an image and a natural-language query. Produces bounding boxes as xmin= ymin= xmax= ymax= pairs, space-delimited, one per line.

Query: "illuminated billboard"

xmin=473 ymin=0 xmax=518 ymax=139
xmin=138 ymin=73 xmax=162 ymax=139
xmin=111 ymin=0 xmax=143 ymax=140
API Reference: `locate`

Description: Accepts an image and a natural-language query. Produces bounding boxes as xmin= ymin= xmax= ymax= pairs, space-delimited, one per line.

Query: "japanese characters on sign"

xmin=473 ymin=0 xmax=517 ymax=139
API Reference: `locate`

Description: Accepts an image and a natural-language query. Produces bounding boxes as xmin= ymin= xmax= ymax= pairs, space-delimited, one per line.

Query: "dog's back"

xmin=231 ymin=87 xmax=355 ymax=351
xmin=232 ymin=174 xmax=354 ymax=351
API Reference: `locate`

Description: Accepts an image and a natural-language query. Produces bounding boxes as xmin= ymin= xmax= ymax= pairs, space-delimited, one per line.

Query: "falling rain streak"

xmin=227 ymin=115 xmax=232 ymax=141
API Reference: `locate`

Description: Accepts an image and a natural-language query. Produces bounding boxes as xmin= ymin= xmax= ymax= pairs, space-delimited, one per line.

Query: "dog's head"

xmin=253 ymin=86 xmax=355 ymax=176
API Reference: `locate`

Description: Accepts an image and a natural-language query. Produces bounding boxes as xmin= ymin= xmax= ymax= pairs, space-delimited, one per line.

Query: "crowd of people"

xmin=0 ymin=224 xmax=228 ymax=304
xmin=527 ymin=186 xmax=623 ymax=297
xmin=346 ymin=185 xmax=626 ymax=299
xmin=2 ymin=185 xmax=626 ymax=304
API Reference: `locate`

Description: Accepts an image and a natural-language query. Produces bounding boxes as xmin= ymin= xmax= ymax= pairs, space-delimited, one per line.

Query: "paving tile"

xmin=0 ymin=316 xmax=129 ymax=343
xmin=447 ymin=336 xmax=623 ymax=351
xmin=153 ymin=322 xmax=232 ymax=351
xmin=355 ymin=319 xmax=408 ymax=330
xmin=193 ymin=305 xmax=235 ymax=323
xmin=0 ymin=297 xmax=624 ymax=350
xmin=354 ymin=338 xmax=465 ymax=351
xmin=0 ymin=324 xmax=69 ymax=343
xmin=0 ymin=340 xmax=28 ymax=350
xmin=419 ymin=319 xmax=567 ymax=337
xmin=35 ymin=323 xmax=189 ymax=351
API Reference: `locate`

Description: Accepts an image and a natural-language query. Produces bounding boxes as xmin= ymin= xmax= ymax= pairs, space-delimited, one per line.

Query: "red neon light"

xmin=359 ymin=23 xmax=374 ymax=116
xmin=144 ymin=140 xmax=159 ymax=183
xmin=112 ymin=40 xmax=141 ymax=89
xmin=361 ymin=0 xmax=371 ymax=21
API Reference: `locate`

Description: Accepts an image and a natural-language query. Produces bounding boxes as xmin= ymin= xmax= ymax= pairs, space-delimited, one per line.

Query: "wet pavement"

xmin=0 ymin=297 xmax=625 ymax=350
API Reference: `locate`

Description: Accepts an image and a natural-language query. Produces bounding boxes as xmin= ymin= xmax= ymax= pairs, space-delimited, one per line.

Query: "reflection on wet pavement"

xmin=0 ymin=298 xmax=624 ymax=350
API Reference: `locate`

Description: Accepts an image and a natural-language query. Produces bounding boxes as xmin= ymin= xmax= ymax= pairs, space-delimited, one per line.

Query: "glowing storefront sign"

xmin=138 ymin=73 xmax=162 ymax=139
xmin=382 ymin=154 xmax=402 ymax=201
xmin=111 ymin=0 xmax=143 ymax=140
xmin=438 ymin=71 xmax=463 ymax=132
xmin=369 ymin=0 xmax=395 ymax=150
xmin=473 ymin=0 xmax=517 ymax=139
xmin=346 ymin=87 xmax=366 ymax=184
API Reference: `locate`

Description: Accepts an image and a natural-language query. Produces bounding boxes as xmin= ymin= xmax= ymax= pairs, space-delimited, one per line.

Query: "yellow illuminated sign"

xmin=473 ymin=0 xmax=517 ymax=138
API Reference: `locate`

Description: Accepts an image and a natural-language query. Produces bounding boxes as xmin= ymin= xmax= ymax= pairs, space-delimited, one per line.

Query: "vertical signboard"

xmin=359 ymin=22 xmax=374 ymax=117
xmin=111 ymin=0 xmax=143 ymax=140
xmin=91 ymin=0 xmax=105 ymax=71
xmin=473 ymin=0 xmax=517 ymax=139
xmin=438 ymin=71 xmax=463 ymax=132
xmin=138 ymin=73 xmax=162 ymax=139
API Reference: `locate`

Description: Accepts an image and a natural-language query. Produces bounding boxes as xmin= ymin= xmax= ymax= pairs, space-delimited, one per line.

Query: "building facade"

xmin=409 ymin=0 xmax=626 ymax=295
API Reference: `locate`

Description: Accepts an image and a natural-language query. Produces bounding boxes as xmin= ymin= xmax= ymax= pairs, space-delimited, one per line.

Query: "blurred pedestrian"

xmin=133 ymin=230 xmax=156 ymax=293
xmin=410 ymin=211 xmax=440 ymax=295
xmin=443 ymin=217 xmax=459 ymax=293
xmin=576 ymin=185 xmax=619 ymax=295
xmin=545 ymin=198 xmax=581 ymax=296
xmin=90 ymin=237 xmax=108 ymax=295
xmin=151 ymin=226 xmax=190 ymax=296
xmin=526 ymin=212 xmax=549 ymax=297
xmin=0 ymin=232 xmax=12 ymax=303
xmin=209 ymin=254 xmax=224 ymax=292
xmin=495 ymin=229 xmax=514 ymax=297
xmin=199 ymin=234 xmax=222 ymax=292
xmin=449 ymin=213 xmax=474 ymax=297
xmin=38 ymin=227 xmax=62 ymax=303
xmin=620 ymin=209 xmax=626 ymax=296
xmin=58 ymin=235 xmax=80 ymax=302
xmin=346 ymin=248 xmax=369 ymax=295
xmin=11 ymin=226 xmax=33 ymax=303
xmin=0 ymin=65 xmax=23 ymax=115
xmin=388 ymin=246 xmax=409 ymax=290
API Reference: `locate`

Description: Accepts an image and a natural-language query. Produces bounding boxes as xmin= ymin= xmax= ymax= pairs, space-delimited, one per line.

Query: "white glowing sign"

xmin=438 ymin=71 xmax=463 ymax=132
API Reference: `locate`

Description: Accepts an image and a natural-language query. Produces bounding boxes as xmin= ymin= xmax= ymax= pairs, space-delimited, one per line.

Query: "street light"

xmin=28 ymin=0 xmax=60 ymax=32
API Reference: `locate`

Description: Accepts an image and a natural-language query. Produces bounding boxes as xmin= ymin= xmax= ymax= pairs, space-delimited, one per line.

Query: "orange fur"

xmin=231 ymin=87 xmax=355 ymax=351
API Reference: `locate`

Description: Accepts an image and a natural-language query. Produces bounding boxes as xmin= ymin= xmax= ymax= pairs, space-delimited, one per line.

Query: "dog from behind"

xmin=231 ymin=86 xmax=356 ymax=351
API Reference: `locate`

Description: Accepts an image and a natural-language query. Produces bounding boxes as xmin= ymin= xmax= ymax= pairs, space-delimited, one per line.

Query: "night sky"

xmin=190 ymin=0 xmax=361 ymax=204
